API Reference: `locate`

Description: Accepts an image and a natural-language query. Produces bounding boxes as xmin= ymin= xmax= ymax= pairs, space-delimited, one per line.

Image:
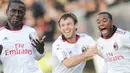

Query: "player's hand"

xmin=31 ymin=36 xmax=46 ymax=54
xmin=83 ymin=46 xmax=98 ymax=58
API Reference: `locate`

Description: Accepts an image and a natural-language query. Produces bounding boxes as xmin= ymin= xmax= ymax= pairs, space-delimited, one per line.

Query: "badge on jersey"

xmin=113 ymin=42 xmax=118 ymax=51
xmin=82 ymin=46 xmax=87 ymax=52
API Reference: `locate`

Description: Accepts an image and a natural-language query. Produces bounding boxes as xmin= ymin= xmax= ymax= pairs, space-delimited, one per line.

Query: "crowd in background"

xmin=0 ymin=0 xmax=130 ymax=73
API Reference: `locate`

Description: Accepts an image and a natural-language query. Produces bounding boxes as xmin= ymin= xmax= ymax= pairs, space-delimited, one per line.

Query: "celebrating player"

xmin=96 ymin=12 xmax=130 ymax=73
xmin=0 ymin=1 xmax=45 ymax=73
xmin=52 ymin=12 xmax=98 ymax=73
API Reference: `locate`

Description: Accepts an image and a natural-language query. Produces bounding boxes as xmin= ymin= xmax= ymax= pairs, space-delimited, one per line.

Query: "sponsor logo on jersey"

xmin=106 ymin=52 xmax=124 ymax=62
xmin=5 ymin=43 xmax=32 ymax=56
xmin=113 ymin=42 xmax=118 ymax=51
xmin=5 ymin=49 xmax=32 ymax=56
xmin=106 ymin=55 xmax=124 ymax=62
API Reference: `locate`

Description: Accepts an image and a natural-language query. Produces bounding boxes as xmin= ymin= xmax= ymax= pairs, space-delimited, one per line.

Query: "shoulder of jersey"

xmin=115 ymin=28 xmax=127 ymax=35
xmin=53 ymin=35 xmax=63 ymax=45
xmin=0 ymin=26 xmax=5 ymax=31
xmin=23 ymin=25 xmax=36 ymax=32
xmin=78 ymin=33 xmax=92 ymax=39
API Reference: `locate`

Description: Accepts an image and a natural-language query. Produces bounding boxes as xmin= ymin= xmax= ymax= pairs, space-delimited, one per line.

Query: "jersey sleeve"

xmin=96 ymin=40 xmax=104 ymax=58
xmin=99 ymin=61 xmax=108 ymax=73
xmin=121 ymin=32 xmax=130 ymax=48
xmin=52 ymin=42 xmax=70 ymax=62
xmin=31 ymin=29 xmax=45 ymax=60
xmin=93 ymin=55 xmax=107 ymax=73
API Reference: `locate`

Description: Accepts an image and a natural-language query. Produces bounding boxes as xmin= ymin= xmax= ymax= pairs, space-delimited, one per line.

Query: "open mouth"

xmin=65 ymin=31 xmax=70 ymax=33
xmin=100 ymin=28 xmax=106 ymax=31
xmin=65 ymin=31 xmax=70 ymax=35
xmin=12 ymin=20 xmax=19 ymax=24
xmin=64 ymin=30 xmax=71 ymax=35
xmin=100 ymin=28 xmax=107 ymax=35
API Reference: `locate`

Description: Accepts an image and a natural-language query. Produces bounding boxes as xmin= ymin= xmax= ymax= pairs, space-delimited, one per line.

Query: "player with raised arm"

xmin=0 ymin=1 xmax=45 ymax=73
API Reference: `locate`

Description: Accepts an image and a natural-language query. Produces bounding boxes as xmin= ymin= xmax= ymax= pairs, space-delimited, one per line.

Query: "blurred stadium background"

xmin=0 ymin=0 xmax=130 ymax=73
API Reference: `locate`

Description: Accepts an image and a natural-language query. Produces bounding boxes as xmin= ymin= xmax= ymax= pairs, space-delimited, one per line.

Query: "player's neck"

xmin=102 ymin=25 xmax=117 ymax=39
xmin=62 ymin=34 xmax=80 ymax=44
xmin=67 ymin=35 xmax=76 ymax=43
xmin=6 ymin=22 xmax=23 ymax=30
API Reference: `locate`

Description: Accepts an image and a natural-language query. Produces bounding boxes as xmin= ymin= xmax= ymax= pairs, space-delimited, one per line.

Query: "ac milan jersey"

xmin=97 ymin=28 xmax=130 ymax=73
xmin=0 ymin=25 xmax=44 ymax=73
xmin=52 ymin=33 xmax=95 ymax=73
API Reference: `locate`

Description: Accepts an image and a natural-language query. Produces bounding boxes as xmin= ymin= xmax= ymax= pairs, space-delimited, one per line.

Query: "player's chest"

xmin=0 ymin=32 xmax=33 ymax=57
xmin=63 ymin=43 xmax=88 ymax=56
xmin=98 ymin=39 xmax=123 ymax=57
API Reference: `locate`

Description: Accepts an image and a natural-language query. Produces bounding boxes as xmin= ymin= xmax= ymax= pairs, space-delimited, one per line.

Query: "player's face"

xmin=97 ymin=14 xmax=113 ymax=38
xmin=59 ymin=17 xmax=76 ymax=39
xmin=7 ymin=2 xmax=25 ymax=27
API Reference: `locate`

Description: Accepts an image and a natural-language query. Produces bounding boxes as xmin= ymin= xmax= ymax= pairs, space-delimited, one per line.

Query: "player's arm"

xmin=63 ymin=36 xmax=98 ymax=68
xmin=53 ymin=43 xmax=98 ymax=68
xmin=63 ymin=46 xmax=98 ymax=68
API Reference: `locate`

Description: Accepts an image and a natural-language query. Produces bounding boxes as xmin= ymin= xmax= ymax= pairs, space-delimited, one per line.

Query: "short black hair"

xmin=7 ymin=0 xmax=26 ymax=11
xmin=98 ymin=12 xmax=112 ymax=21
xmin=58 ymin=12 xmax=78 ymax=25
